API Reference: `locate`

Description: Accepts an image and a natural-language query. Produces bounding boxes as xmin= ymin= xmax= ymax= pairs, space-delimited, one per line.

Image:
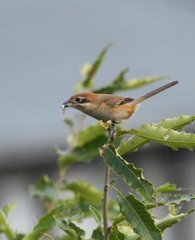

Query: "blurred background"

xmin=1 ymin=0 xmax=195 ymax=239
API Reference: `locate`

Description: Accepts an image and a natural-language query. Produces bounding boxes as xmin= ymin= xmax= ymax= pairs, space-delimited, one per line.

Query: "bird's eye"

xmin=75 ymin=97 xmax=82 ymax=102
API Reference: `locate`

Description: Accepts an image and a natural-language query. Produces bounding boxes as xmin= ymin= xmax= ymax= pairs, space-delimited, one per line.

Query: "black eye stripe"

xmin=75 ymin=98 xmax=90 ymax=103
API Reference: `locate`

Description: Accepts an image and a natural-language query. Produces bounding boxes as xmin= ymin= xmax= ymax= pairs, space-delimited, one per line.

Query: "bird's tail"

xmin=130 ymin=80 xmax=179 ymax=106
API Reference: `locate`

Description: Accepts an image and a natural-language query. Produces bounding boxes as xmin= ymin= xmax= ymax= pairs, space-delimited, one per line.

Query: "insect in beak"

xmin=61 ymin=101 xmax=71 ymax=119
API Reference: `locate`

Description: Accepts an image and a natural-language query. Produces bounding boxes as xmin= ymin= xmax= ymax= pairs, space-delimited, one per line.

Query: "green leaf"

xmin=55 ymin=237 xmax=73 ymax=240
xmin=0 ymin=209 xmax=6 ymax=225
xmin=15 ymin=234 xmax=26 ymax=240
xmin=94 ymin=75 xmax=168 ymax=94
xmin=146 ymin=193 xmax=195 ymax=211
xmin=129 ymin=124 xmax=195 ymax=150
xmin=42 ymin=233 xmax=55 ymax=240
xmin=118 ymin=75 xmax=169 ymax=91
xmin=68 ymin=209 xmax=84 ymax=222
xmin=102 ymin=147 xmax=156 ymax=203
xmin=94 ymin=68 xmax=130 ymax=94
xmin=123 ymin=234 xmax=140 ymax=240
xmin=63 ymin=119 xmax=74 ymax=129
xmin=19 ymin=229 xmax=42 ymax=240
xmin=58 ymin=123 xmax=123 ymax=169
xmin=0 ymin=208 xmax=15 ymax=240
xmin=152 ymin=115 xmax=195 ymax=130
xmin=22 ymin=203 xmax=72 ymax=240
xmin=91 ymin=226 xmax=104 ymax=240
xmin=110 ymin=178 xmax=118 ymax=186
xmin=54 ymin=216 xmax=78 ymax=239
xmin=76 ymin=123 xmax=107 ymax=146
xmin=63 ymin=181 xmax=103 ymax=206
xmin=156 ymin=210 xmax=195 ymax=232
xmin=116 ymin=189 xmax=162 ymax=240
xmin=109 ymin=225 xmax=125 ymax=240
xmin=89 ymin=205 xmax=103 ymax=227
xmin=156 ymin=183 xmax=181 ymax=195
xmin=58 ymin=124 xmax=109 ymax=169
xmin=68 ymin=222 xmax=85 ymax=239
xmin=58 ymin=154 xmax=78 ymax=169
xmin=166 ymin=194 xmax=195 ymax=205
xmin=116 ymin=135 xmax=147 ymax=156
xmin=117 ymin=115 xmax=195 ymax=155
xmin=54 ymin=216 xmax=85 ymax=240
xmin=82 ymin=42 xmax=113 ymax=89
xmin=3 ymin=202 xmax=17 ymax=218
xmin=29 ymin=175 xmax=60 ymax=202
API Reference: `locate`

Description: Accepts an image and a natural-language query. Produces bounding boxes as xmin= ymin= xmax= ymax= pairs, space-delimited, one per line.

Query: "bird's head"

xmin=61 ymin=93 xmax=98 ymax=112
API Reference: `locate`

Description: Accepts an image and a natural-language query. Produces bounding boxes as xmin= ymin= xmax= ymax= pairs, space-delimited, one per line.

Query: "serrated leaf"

xmin=156 ymin=209 xmax=195 ymax=232
xmin=89 ymin=205 xmax=103 ymax=226
xmin=117 ymin=115 xmax=195 ymax=155
xmin=116 ymin=135 xmax=147 ymax=155
xmin=156 ymin=183 xmax=181 ymax=195
xmin=68 ymin=209 xmax=84 ymax=222
xmin=102 ymin=147 xmax=156 ymax=204
xmin=82 ymin=42 xmax=113 ymax=88
xmin=115 ymin=189 xmax=162 ymax=240
xmin=146 ymin=194 xmax=195 ymax=210
xmin=29 ymin=175 xmax=60 ymax=202
xmin=166 ymin=194 xmax=195 ymax=205
xmin=94 ymin=75 xmax=167 ymax=94
xmin=152 ymin=115 xmax=195 ymax=131
xmin=130 ymin=124 xmax=195 ymax=150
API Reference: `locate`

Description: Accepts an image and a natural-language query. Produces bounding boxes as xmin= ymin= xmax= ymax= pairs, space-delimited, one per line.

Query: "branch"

xmin=103 ymin=164 xmax=110 ymax=240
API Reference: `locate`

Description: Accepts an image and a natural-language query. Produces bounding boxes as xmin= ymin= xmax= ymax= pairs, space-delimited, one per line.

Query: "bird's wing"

xmin=103 ymin=95 xmax=134 ymax=107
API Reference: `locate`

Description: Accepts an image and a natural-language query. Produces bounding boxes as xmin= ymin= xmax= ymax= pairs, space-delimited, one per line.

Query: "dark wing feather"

xmin=103 ymin=95 xmax=134 ymax=107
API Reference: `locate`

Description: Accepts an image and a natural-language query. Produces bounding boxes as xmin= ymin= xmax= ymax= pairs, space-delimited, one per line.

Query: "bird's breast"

xmin=82 ymin=103 xmax=135 ymax=124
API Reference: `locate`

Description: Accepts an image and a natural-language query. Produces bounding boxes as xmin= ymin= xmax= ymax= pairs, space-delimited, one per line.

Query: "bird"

xmin=61 ymin=80 xmax=179 ymax=150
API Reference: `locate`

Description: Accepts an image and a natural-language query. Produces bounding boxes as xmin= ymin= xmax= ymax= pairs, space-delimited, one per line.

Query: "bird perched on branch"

xmin=61 ymin=81 xmax=179 ymax=151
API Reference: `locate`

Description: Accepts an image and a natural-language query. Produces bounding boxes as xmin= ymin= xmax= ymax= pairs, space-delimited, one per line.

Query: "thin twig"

xmin=103 ymin=164 xmax=110 ymax=240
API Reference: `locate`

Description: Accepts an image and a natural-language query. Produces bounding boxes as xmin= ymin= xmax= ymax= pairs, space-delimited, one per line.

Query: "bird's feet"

xmin=99 ymin=123 xmax=116 ymax=155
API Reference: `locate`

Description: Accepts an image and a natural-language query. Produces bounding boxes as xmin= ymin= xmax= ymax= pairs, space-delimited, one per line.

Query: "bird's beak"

xmin=61 ymin=101 xmax=71 ymax=109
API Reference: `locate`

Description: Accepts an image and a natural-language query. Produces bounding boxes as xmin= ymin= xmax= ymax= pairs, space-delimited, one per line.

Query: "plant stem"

xmin=103 ymin=164 xmax=110 ymax=240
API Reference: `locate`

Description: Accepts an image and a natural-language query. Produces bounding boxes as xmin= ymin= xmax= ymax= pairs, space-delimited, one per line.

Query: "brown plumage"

xmin=61 ymin=81 xmax=179 ymax=124
xmin=61 ymin=80 xmax=179 ymax=151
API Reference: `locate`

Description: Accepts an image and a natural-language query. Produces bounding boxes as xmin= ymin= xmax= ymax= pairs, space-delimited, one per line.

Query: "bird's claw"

xmin=99 ymin=123 xmax=116 ymax=156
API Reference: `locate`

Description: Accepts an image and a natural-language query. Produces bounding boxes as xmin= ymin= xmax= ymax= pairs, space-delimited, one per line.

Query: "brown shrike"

xmin=61 ymin=81 xmax=179 ymax=150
